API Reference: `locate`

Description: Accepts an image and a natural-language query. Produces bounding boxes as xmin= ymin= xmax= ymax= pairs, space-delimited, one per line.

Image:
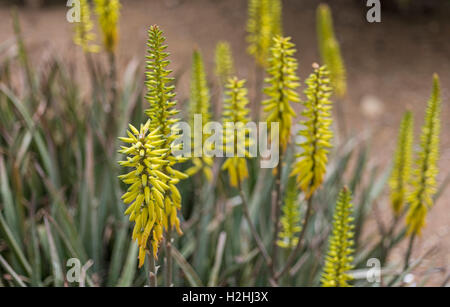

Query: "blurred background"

xmin=0 ymin=0 xmax=448 ymax=286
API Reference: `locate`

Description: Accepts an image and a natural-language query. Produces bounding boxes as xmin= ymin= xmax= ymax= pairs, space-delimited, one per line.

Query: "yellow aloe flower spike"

xmin=277 ymin=176 xmax=301 ymax=249
xmin=321 ymin=187 xmax=355 ymax=287
xmin=291 ymin=64 xmax=333 ymax=199
xmin=215 ymin=41 xmax=235 ymax=87
xmin=73 ymin=0 xmax=99 ymax=53
xmin=144 ymin=25 xmax=187 ymax=235
xmin=246 ymin=0 xmax=283 ymax=67
xmin=94 ymin=0 xmax=121 ymax=53
xmin=389 ymin=111 xmax=414 ymax=216
xmin=406 ymin=74 xmax=441 ymax=235
xmin=316 ymin=4 xmax=347 ymax=98
xmin=189 ymin=50 xmax=211 ymax=130
xmin=271 ymin=0 xmax=283 ymax=38
xmin=262 ymin=35 xmax=300 ymax=152
xmin=118 ymin=121 xmax=170 ymax=267
xmin=222 ymin=77 xmax=251 ymax=187
xmin=186 ymin=50 xmax=214 ymax=181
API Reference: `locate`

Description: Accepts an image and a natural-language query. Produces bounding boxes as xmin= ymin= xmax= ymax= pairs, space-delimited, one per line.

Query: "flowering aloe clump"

xmin=262 ymin=35 xmax=300 ymax=152
xmin=321 ymin=187 xmax=355 ymax=287
xmin=389 ymin=111 xmax=414 ymax=216
xmin=406 ymin=74 xmax=441 ymax=235
xmin=118 ymin=121 xmax=170 ymax=267
xmin=73 ymin=0 xmax=99 ymax=53
xmin=222 ymin=77 xmax=251 ymax=187
xmin=94 ymin=0 xmax=121 ymax=53
xmin=291 ymin=64 xmax=333 ymax=199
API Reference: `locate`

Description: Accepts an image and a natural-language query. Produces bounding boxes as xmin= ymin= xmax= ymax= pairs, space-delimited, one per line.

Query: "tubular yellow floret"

xmin=291 ymin=64 xmax=333 ymax=199
xmin=321 ymin=187 xmax=355 ymax=287
xmin=389 ymin=111 xmax=414 ymax=216
xmin=262 ymin=35 xmax=300 ymax=152
xmin=406 ymin=74 xmax=441 ymax=235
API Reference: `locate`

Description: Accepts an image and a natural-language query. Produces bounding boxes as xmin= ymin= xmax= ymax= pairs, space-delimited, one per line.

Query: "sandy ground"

xmin=0 ymin=0 xmax=449 ymax=285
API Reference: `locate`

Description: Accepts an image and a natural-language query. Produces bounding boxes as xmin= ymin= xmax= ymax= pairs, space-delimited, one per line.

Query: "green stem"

xmin=270 ymin=151 xmax=283 ymax=277
xmin=165 ymin=228 xmax=173 ymax=286
xmin=149 ymin=250 xmax=157 ymax=287
xmin=403 ymin=234 xmax=416 ymax=272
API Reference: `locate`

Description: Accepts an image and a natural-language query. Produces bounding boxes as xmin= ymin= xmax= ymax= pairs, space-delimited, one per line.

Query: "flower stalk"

xmin=403 ymin=74 xmax=441 ymax=270
xmin=262 ymin=35 xmax=300 ymax=275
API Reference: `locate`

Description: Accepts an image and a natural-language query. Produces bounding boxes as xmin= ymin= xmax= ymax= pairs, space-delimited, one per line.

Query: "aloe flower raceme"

xmin=246 ymin=0 xmax=283 ymax=67
xmin=222 ymin=77 xmax=251 ymax=187
xmin=94 ymin=0 xmax=121 ymax=53
xmin=389 ymin=111 xmax=414 ymax=216
xmin=277 ymin=176 xmax=301 ymax=249
xmin=406 ymin=74 xmax=441 ymax=235
xmin=144 ymin=25 xmax=187 ymax=236
xmin=73 ymin=0 xmax=99 ymax=53
xmin=262 ymin=35 xmax=300 ymax=152
xmin=215 ymin=41 xmax=235 ymax=87
xmin=270 ymin=0 xmax=283 ymax=39
xmin=186 ymin=50 xmax=214 ymax=180
xmin=118 ymin=121 xmax=172 ymax=268
xmin=291 ymin=64 xmax=333 ymax=199
xmin=316 ymin=4 xmax=346 ymax=98
xmin=321 ymin=187 xmax=355 ymax=287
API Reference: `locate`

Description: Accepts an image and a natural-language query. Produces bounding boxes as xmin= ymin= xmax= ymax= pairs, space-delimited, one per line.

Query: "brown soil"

xmin=0 ymin=0 xmax=449 ymax=285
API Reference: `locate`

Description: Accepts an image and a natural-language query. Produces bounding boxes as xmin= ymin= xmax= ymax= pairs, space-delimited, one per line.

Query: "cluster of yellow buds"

xmin=118 ymin=121 xmax=184 ymax=267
